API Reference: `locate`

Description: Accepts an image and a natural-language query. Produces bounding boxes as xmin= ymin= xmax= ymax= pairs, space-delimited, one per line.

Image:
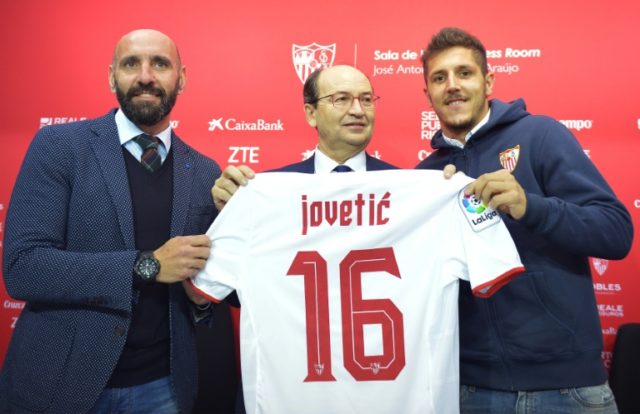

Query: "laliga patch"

xmin=458 ymin=190 xmax=501 ymax=232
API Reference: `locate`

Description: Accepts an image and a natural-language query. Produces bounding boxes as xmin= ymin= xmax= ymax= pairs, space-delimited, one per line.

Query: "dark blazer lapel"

xmin=89 ymin=111 xmax=136 ymax=249
xmin=169 ymin=134 xmax=194 ymax=238
xmin=273 ymin=154 xmax=316 ymax=173
xmin=298 ymin=156 xmax=315 ymax=173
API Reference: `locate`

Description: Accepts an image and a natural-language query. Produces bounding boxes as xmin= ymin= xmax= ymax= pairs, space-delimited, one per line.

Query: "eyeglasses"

xmin=314 ymin=92 xmax=380 ymax=110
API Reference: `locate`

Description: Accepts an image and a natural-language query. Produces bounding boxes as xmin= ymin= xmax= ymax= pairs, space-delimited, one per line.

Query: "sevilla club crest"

xmin=499 ymin=145 xmax=520 ymax=172
xmin=292 ymin=43 xmax=336 ymax=84
xmin=591 ymin=257 xmax=609 ymax=276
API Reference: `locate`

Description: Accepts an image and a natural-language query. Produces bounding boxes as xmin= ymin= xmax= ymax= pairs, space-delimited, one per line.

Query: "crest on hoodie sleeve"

xmin=499 ymin=145 xmax=520 ymax=172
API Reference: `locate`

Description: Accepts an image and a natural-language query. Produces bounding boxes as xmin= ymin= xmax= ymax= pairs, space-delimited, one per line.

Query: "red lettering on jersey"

xmin=301 ymin=192 xmax=392 ymax=235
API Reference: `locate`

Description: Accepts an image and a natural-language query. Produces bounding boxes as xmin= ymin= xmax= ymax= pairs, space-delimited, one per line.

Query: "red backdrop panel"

xmin=1 ymin=0 xmax=639 ymax=368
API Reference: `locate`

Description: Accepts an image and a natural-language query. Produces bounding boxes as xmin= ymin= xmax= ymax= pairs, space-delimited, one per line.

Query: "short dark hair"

xmin=303 ymin=68 xmax=325 ymax=106
xmin=421 ymin=27 xmax=488 ymax=76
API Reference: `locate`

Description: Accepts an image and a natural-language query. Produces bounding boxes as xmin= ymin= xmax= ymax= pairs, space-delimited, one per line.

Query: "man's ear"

xmin=304 ymin=103 xmax=317 ymax=128
xmin=423 ymin=87 xmax=433 ymax=107
xmin=108 ymin=65 xmax=116 ymax=93
xmin=177 ymin=65 xmax=187 ymax=94
xmin=485 ymin=71 xmax=495 ymax=97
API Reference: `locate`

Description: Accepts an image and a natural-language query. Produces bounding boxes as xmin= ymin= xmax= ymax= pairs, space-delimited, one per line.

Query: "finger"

xmin=215 ymin=175 xmax=241 ymax=196
xmin=443 ymin=164 xmax=456 ymax=179
xmin=480 ymin=180 xmax=513 ymax=207
xmin=212 ymin=186 xmax=229 ymax=211
xmin=183 ymin=234 xmax=211 ymax=247
xmin=237 ymin=165 xmax=256 ymax=180
xmin=466 ymin=170 xmax=507 ymax=197
xmin=191 ymin=246 xmax=211 ymax=260
xmin=223 ymin=165 xmax=249 ymax=186
xmin=465 ymin=177 xmax=486 ymax=197
xmin=487 ymin=191 xmax=516 ymax=210
xmin=185 ymin=258 xmax=208 ymax=274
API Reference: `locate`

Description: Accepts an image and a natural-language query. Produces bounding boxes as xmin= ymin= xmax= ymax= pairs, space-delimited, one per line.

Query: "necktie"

xmin=332 ymin=165 xmax=353 ymax=173
xmin=133 ymin=134 xmax=162 ymax=172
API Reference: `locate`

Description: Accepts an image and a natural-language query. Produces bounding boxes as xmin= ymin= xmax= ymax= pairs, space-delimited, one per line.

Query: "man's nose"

xmin=137 ymin=62 xmax=155 ymax=84
xmin=348 ymin=97 xmax=365 ymax=114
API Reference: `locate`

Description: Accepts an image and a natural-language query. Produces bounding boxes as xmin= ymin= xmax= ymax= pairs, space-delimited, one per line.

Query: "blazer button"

xmin=114 ymin=326 xmax=126 ymax=337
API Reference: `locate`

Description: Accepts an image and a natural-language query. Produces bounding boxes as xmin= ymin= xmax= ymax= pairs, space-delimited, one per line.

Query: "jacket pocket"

xmin=184 ymin=204 xmax=216 ymax=235
xmin=6 ymin=310 xmax=75 ymax=411
xmin=495 ymin=271 xmax=576 ymax=359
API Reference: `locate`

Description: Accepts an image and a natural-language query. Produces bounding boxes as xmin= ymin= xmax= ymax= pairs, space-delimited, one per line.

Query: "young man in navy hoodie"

xmin=416 ymin=27 xmax=632 ymax=413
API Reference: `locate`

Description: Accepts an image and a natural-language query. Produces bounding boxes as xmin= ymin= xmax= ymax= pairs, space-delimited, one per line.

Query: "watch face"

xmin=136 ymin=255 xmax=159 ymax=280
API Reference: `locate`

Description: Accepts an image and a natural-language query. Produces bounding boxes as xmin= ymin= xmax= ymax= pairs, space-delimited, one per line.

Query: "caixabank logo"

xmin=208 ymin=117 xmax=284 ymax=133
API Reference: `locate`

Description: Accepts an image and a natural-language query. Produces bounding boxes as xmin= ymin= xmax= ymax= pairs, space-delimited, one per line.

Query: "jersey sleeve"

xmin=190 ymin=184 xmax=253 ymax=303
xmin=454 ymin=189 xmax=525 ymax=297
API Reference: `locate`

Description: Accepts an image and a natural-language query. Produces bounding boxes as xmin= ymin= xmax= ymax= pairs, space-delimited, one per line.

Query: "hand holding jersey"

xmin=153 ymin=234 xmax=212 ymax=283
xmin=434 ymin=166 xmax=530 ymax=220
xmin=212 ymin=165 xmax=256 ymax=211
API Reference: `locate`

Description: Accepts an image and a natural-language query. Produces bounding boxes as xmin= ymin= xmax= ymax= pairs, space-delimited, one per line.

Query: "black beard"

xmin=445 ymin=119 xmax=475 ymax=135
xmin=115 ymin=81 xmax=179 ymax=126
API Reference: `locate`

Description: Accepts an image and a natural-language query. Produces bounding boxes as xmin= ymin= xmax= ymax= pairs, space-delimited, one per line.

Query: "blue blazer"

xmin=274 ymin=153 xmax=398 ymax=172
xmin=1 ymin=110 xmax=221 ymax=413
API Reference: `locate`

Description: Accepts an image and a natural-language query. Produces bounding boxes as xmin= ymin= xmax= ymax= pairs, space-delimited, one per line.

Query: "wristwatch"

xmin=133 ymin=251 xmax=161 ymax=283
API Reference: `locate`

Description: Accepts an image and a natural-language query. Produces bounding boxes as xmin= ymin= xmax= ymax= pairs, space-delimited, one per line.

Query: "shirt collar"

xmin=115 ymin=109 xmax=172 ymax=151
xmin=313 ymin=147 xmax=367 ymax=173
xmin=442 ymin=108 xmax=491 ymax=149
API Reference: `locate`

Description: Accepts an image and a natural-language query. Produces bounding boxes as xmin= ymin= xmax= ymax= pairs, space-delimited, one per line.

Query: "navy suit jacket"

xmin=274 ymin=152 xmax=397 ymax=172
xmin=1 ymin=110 xmax=221 ymax=413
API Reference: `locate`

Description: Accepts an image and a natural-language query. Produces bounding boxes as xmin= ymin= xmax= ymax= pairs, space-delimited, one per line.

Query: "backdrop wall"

xmin=1 ymin=0 xmax=638 ymax=374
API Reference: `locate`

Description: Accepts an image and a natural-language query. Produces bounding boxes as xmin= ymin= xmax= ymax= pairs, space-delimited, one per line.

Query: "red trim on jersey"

xmin=187 ymin=278 xmax=223 ymax=304
xmin=472 ymin=266 xmax=525 ymax=298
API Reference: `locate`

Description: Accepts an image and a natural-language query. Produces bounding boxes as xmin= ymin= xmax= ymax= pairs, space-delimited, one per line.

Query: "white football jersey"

xmin=192 ymin=169 xmax=524 ymax=414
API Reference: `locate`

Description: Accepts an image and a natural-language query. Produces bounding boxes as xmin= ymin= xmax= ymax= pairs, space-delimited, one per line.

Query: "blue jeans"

xmin=460 ymin=383 xmax=618 ymax=414
xmin=88 ymin=376 xmax=178 ymax=414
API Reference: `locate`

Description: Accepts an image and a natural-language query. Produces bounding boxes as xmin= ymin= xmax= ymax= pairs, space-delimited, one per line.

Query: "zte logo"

xmin=228 ymin=146 xmax=260 ymax=164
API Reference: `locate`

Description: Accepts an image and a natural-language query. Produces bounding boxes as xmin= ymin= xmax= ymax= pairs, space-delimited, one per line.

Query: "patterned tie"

xmin=332 ymin=165 xmax=353 ymax=173
xmin=133 ymin=134 xmax=162 ymax=172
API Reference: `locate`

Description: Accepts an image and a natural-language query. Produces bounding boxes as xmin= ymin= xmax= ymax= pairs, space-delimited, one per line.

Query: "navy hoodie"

xmin=416 ymin=98 xmax=633 ymax=390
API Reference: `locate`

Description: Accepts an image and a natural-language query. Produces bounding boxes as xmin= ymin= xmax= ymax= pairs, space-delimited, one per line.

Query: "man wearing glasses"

xmin=213 ymin=64 xmax=396 ymax=413
xmin=212 ymin=64 xmax=396 ymax=209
